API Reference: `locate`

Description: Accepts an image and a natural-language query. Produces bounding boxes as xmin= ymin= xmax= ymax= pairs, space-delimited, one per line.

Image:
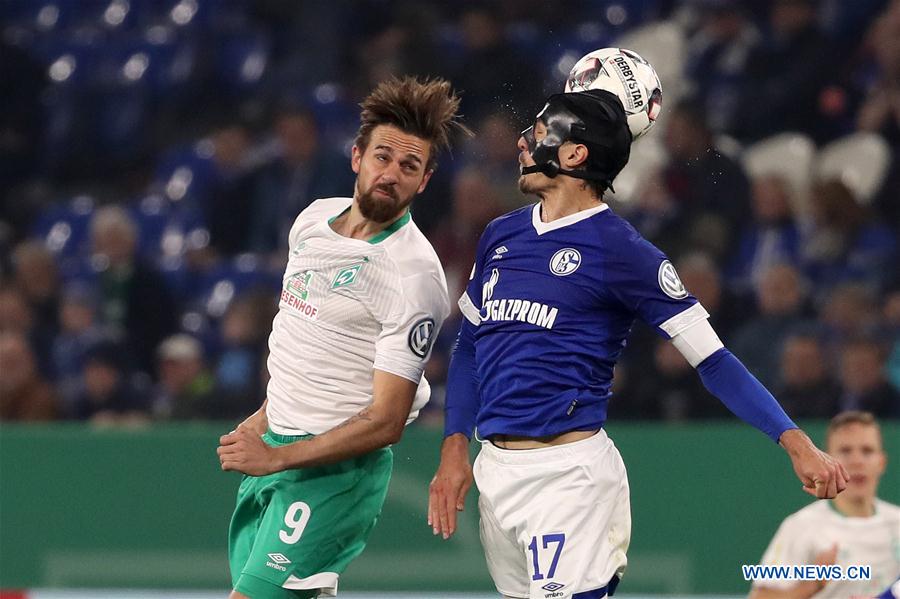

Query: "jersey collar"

xmin=531 ymin=202 xmax=608 ymax=235
xmin=327 ymin=206 xmax=411 ymax=244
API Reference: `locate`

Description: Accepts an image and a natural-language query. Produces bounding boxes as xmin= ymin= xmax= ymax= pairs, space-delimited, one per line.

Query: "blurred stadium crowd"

xmin=0 ymin=0 xmax=898 ymax=424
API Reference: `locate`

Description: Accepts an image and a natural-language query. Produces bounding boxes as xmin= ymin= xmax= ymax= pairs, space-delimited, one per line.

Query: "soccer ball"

xmin=564 ymin=48 xmax=662 ymax=140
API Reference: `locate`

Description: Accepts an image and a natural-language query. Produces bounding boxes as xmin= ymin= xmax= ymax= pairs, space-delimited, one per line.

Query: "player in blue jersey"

xmin=427 ymin=89 xmax=850 ymax=599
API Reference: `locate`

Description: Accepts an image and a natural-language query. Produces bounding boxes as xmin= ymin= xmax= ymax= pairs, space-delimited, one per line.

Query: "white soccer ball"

xmin=564 ymin=47 xmax=662 ymax=140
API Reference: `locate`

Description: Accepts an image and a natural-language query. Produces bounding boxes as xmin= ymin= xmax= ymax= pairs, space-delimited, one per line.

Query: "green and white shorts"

xmin=228 ymin=430 xmax=393 ymax=599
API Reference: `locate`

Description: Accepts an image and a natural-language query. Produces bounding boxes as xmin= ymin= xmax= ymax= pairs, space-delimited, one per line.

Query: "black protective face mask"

xmin=519 ymin=91 xmax=632 ymax=193
xmin=520 ymin=101 xmax=581 ymax=178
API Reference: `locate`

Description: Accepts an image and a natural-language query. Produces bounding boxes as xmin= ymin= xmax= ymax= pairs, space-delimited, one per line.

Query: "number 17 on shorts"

xmin=529 ymin=533 xmax=569 ymax=595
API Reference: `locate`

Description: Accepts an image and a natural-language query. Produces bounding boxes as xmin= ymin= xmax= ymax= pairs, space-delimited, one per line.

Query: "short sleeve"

xmin=374 ymin=270 xmax=451 ymax=384
xmin=603 ymin=236 xmax=707 ymax=339
xmin=458 ymin=225 xmax=494 ymax=326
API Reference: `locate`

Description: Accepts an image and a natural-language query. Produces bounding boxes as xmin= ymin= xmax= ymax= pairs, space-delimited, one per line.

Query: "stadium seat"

xmin=713 ymin=134 xmax=743 ymax=161
xmin=198 ymin=254 xmax=280 ymax=319
xmin=6 ymin=0 xmax=76 ymax=33
xmin=616 ymin=20 xmax=687 ymax=103
xmin=544 ymin=45 xmax=594 ymax=91
xmin=130 ymin=193 xmax=173 ymax=260
xmin=215 ymin=30 xmax=270 ymax=94
xmin=585 ymin=0 xmax=660 ymax=29
xmin=742 ymin=132 xmax=816 ymax=218
xmin=115 ymin=28 xmax=196 ymax=96
xmin=153 ymin=143 xmax=218 ymax=207
xmin=816 ymin=132 xmax=892 ymax=205
xmin=40 ymin=90 xmax=80 ymax=173
xmin=307 ymin=83 xmax=360 ymax=150
xmin=95 ymin=0 xmax=141 ymax=31
xmin=608 ymin=136 xmax=668 ymax=203
xmin=30 ymin=195 xmax=96 ymax=276
xmin=33 ymin=31 xmax=103 ymax=89
xmin=129 ymin=0 xmax=223 ymax=31
xmin=95 ymin=89 xmax=151 ymax=161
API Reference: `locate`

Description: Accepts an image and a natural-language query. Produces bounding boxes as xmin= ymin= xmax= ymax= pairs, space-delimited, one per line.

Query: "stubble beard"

xmin=518 ymin=172 xmax=544 ymax=196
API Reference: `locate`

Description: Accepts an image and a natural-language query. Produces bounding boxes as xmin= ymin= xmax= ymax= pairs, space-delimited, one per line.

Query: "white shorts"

xmin=473 ymin=430 xmax=631 ymax=599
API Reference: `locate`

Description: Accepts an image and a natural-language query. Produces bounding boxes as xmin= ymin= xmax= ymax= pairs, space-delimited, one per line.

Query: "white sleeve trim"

xmin=671 ymin=318 xmax=724 ymax=368
xmin=458 ymin=292 xmax=481 ymax=326
xmin=284 ymin=572 xmax=339 ymax=596
xmin=659 ymin=302 xmax=710 ymax=337
xmin=373 ymin=358 xmax=424 ymax=385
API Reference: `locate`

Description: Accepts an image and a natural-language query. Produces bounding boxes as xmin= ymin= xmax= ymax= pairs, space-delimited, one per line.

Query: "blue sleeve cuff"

xmin=444 ymin=318 xmax=480 ymax=439
xmin=697 ymin=348 xmax=797 ymax=443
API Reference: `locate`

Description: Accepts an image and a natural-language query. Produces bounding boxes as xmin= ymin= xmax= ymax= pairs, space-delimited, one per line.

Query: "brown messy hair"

xmin=355 ymin=76 xmax=472 ymax=172
xmin=826 ymin=410 xmax=881 ymax=445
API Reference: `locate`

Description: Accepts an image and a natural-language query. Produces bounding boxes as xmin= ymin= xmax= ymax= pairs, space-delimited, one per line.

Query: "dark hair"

xmin=583 ymin=178 xmax=605 ymax=198
xmin=355 ymin=76 xmax=472 ymax=171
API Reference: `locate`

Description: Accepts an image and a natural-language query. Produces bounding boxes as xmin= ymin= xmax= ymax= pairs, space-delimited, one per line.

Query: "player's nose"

xmin=516 ymin=135 xmax=528 ymax=153
xmin=379 ymin=167 xmax=399 ymax=184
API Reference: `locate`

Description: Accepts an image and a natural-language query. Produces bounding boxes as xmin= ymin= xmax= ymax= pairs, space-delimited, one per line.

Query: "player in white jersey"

xmin=216 ymin=76 xmax=469 ymax=599
xmin=751 ymin=411 xmax=900 ymax=599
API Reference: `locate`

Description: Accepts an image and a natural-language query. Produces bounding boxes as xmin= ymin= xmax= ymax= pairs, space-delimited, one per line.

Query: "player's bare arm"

xmin=428 ymin=432 xmax=474 ymax=540
xmin=218 ymin=370 xmax=416 ymax=475
xmin=234 ymin=398 xmax=268 ymax=436
xmin=779 ymin=429 xmax=849 ymax=499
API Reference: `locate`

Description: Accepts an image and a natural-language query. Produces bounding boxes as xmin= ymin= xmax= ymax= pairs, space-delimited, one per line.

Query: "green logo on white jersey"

xmin=331 ymin=263 xmax=364 ymax=289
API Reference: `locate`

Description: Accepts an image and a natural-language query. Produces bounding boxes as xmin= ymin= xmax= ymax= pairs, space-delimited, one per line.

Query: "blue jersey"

xmin=458 ymin=203 xmax=709 ymax=438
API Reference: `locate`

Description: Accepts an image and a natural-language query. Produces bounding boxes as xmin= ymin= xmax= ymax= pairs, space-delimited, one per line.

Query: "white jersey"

xmin=265 ymin=197 xmax=450 ymax=436
xmin=753 ymin=499 xmax=900 ymax=598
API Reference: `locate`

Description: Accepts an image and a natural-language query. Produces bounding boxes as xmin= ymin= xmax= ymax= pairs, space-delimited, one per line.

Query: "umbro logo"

xmin=542 ymin=581 xmax=566 ymax=597
xmin=491 ymin=246 xmax=508 ymax=260
xmin=266 ymin=552 xmax=290 ymax=572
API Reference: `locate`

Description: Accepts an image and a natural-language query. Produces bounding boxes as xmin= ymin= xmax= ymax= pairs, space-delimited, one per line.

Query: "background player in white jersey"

xmin=751 ymin=411 xmax=900 ymax=599
xmin=216 ymin=76 xmax=469 ymax=599
xmin=428 ymin=89 xmax=849 ymax=599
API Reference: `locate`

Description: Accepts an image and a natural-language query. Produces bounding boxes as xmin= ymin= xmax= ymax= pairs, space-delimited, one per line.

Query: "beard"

xmin=357 ymin=180 xmax=410 ymax=223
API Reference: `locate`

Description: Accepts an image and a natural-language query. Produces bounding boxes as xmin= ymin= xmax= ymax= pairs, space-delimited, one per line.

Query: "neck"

xmin=832 ymin=494 xmax=876 ymax=518
xmin=331 ymin=199 xmax=406 ymax=241
xmin=538 ymin=183 xmax=604 ymax=222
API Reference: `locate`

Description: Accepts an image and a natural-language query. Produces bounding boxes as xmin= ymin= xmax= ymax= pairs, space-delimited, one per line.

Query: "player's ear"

xmin=560 ymin=142 xmax=590 ymax=170
xmin=351 ymin=145 xmax=363 ymax=174
xmin=417 ymin=169 xmax=434 ymax=194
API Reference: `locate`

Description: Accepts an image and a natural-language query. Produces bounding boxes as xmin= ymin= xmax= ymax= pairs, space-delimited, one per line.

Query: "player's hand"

xmin=218 ymin=427 xmax=281 ymax=476
xmin=236 ymin=408 xmax=268 ymax=437
xmin=779 ymin=429 xmax=849 ymax=499
xmin=808 ymin=544 xmax=839 ymax=595
xmin=428 ymin=433 xmax=473 ymax=540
